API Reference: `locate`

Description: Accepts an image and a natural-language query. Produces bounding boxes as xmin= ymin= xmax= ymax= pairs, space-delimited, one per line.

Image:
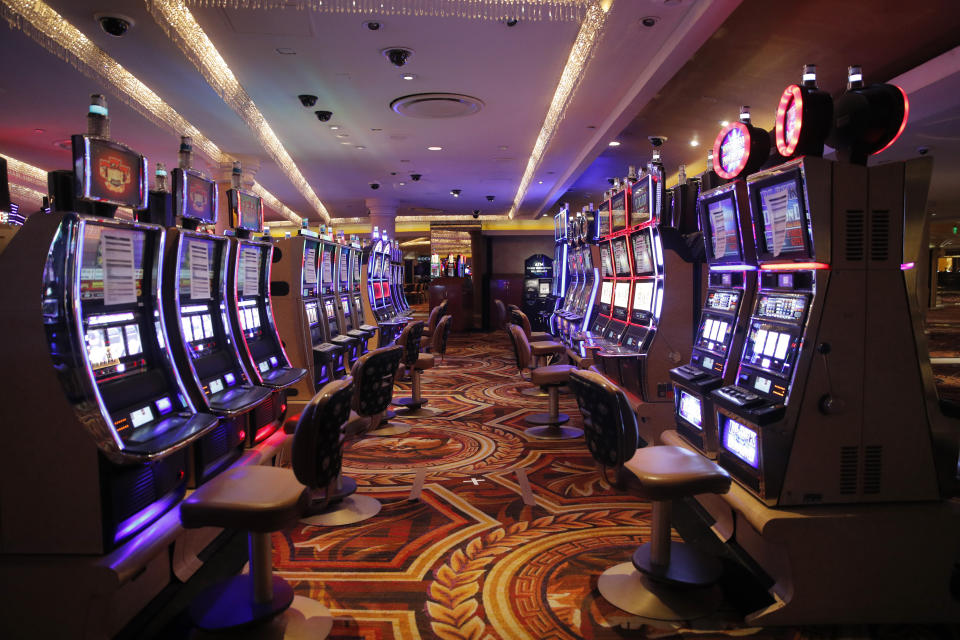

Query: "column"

xmin=365 ymin=197 xmax=397 ymax=240
xmin=211 ymin=155 xmax=260 ymax=236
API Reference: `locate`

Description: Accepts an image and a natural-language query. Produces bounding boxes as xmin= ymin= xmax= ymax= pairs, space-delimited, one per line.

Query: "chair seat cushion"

xmin=531 ymin=341 xmax=565 ymax=356
xmin=531 ymin=364 xmax=574 ymax=386
xmin=181 ymin=466 xmax=307 ymax=533
xmin=529 ymin=331 xmax=554 ymax=342
xmin=414 ymin=353 xmax=435 ymax=370
xmin=623 ymin=446 xmax=731 ymax=501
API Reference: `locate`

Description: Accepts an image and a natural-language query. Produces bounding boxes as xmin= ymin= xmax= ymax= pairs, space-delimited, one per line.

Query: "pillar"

xmin=365 ymin=197 xmax=397 ymax=241
xmin=212 ymin=155 xmax=260 ymax=236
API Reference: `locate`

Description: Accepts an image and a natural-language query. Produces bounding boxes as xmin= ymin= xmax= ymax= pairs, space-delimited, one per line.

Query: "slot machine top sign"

xmin=73 ymin=135 xmax=148 ymax=209
xmin=775 ymin=64 xmax=833 ymax=158
xmin=712 ymin=107 xmax=770 ymax=181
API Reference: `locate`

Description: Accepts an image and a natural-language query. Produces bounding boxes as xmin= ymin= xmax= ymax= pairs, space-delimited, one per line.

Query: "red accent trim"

xmin=872 ymin=85 xmax=910 ymax=156
xmin=760 ymin=262 xmax=830 ymax=271
xmin=713 ymin=122 xmax=751 ymax=180
xmin=775 ymin=85 xmax=803 ymax=156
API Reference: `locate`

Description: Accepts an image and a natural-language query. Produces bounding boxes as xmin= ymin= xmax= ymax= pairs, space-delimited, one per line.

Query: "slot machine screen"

xmin=339 ymin=250 xmax=349 ymax=286
xmin=305 ymin=301 xmax=319 ymax=325
xmin=374 ymin=281 xmax=383 ymax=299
xmin=722 ymin=416 xmax=760 ymax=468
xmin=72 ymin=135 xmax=148 ymax=209
xmin=174 ymin=168 xmax=217 ymax=224
xmin=600 ymin=281 xmax=613 ymax=305
xmin=353 ymin=252 xmax=361 ymax=284
xmin=752 ymin=170 xmax=811 ymax=260
xmin=321 ymin=249 xmax=333 ymax=287
xmin=597 ymin=201 xmax=611 ymax=236
xmin=611 ymin=237 xmax=631 ymax=277
xmin=613 ymin=281 xmax=630 ymax=313
xmin=324 ymin=299 xmax=336 ymax=322
xmin=599 ymin=245 xmax=613 ymax=278
xmin=236 ymin=245 xmax=263 ymax=300
xmin=228 ymin=190 xmax=263 ymax=233
xmin=696 ymin=314 xmax=732 ymax=355
xmin=630 ymin=231 xmax=655 ymax=276
xmin=611 ymin=191 xmax=627 ymax=231
xmin=583 ymin=248 xmax=593 ymax=272
xmin=702 ymin=192 xmax=742 ymax=263
xmin=741 ymin=321 xmax=801 ymax=378
xmin=678 ymin=391 xmax=703 ymax=429
xmin=631 ymin=180 xmax=651 ymax=227
xmin=632 ymin=281 xmax=654 ymax=315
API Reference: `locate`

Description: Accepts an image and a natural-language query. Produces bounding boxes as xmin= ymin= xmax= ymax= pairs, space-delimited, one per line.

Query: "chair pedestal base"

xmin=520 ymin=386 xmax=550 ymax=397
xmin=301 ymin=494 xmax=382 ymax=526
xmin=524 ymin=425 xmax=583 ymax=439
xmin=393 ymin=396 xmax=428 ymax=411
xmin=190 ymin=575 xmax=294 ymax=631
xmin=524 ymin=411 xmax=570 ymax=426
xmin=632 ymin=541 xmax=723 ymax=588
xmin=597 ymin=562 xmax=722 ymax=622
xmin=192 ymin=596 xmax=333 ymax=640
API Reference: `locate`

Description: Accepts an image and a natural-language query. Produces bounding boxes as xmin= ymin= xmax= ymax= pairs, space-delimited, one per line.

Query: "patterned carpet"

xmin=263 ymin=324 xmax=957 ymax=639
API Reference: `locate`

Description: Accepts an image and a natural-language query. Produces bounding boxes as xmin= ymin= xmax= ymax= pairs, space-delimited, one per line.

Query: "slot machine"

xmin=152 ymin=137 xmax=273 ymax=483
xmin=670 ymin=177 xmax=757 ymax=457
xmin=389 ymin=240 xmax=411 ymax=316
xmin=334 ymin=233 xmax=374 ymax=354
xmin=346 ymin=234 xmax=378 ymax=346
xmin=361 ymin=232 xmax=405 ymax=345
xmin=574 ymin=197 xmax=613 ymax=342
xmin=549 ymin=206 xmax=570 ymax=334
xmin=224 ymin=166 xmax=307 ymax=445
xmin=317 ymin=234 xmax=361 ymax=364
xmin=0 ymin=96 xmax=218 ymax=553
xmin=271 ymin=221 xmax=346 ymax=409
xmin=559 ymin=208 xmax=600 ymax=343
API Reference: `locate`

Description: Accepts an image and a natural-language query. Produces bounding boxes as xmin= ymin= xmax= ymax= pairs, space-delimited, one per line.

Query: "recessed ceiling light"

xmin=340 ymin=141 xmax=351 ymax=145
xmin=720 ymin=120 xmax=729 ymax=126
xmin=690 ymin=139 xmax=699 ymax=147
xmin=401 ymin=73 xmax=416 ymax=81
xmin=329 ymin=125 xmax=340 ymax=130
xmin=399 ymin=182 xmax=406 ymax=186
xmin=275 ymin=47 xmax=296 ymax=55
xmin=355 ymin=145 xmax=366 ymax=150
xmin=428 ymin=146 xmax=442 ymax=151
xmin=337 ymin=134 xmax=349 ymax=138
xmin=538 ymin=180 xmax=543 ymax=184
xmin=608 ymin=141 xmax=621 ymax=147
xmin=498 ymin=145 xmax=509 ymax=150
xmin=32 ymin=128 xmax=46 ymax=134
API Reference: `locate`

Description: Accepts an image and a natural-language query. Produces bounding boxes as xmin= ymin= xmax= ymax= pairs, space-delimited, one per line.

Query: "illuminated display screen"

xmin=631 ymin=232 xmax=654 ymax=276
xmin=178 ymin=169 xmax=217 ymax=223
xmin=678 ymin=391 xmax=702 ymax=429
xmin=704 ymin=195 xmax=741 ymax=261
xmin=757 ymin=176 xmax=808 ymax=258
xmin=230 ymin=190 xmax=263 ymax=233
xmin=238 ymin=300 xmax=263 ymax=339
xmin=631 ymin=181 xmax=650 ymax=226
xmin=76 ymin=136 xmax=146 ymax=208
xmin=539 ymin=282 xmax=551 ymax=296
xmin=611 ymin=191 xmax=626 ymax=230
xmin=80 ymin=225 xmax=146 ymax=303
xmin=611 ymin=237 xmax=631 ymax=277
xmin=600 ymin=281 xmax=613 ymax=305
xmin=755 ymin=294 xmax=806 ymax=322
xmin=723 ymin=417 xmax=760 ymax=468
xmin=179 ymin=237 xmax=216 ymax=302
xmin=83 ymin=312 xmax=147 ymax=383
xmin=342 ymin=298 xmax=351 ymax=317
xmin=632 ymin=281 xmax=654 ymax=314
xmin=339 ymin=251 xmax=349 ymax=284
xmin=237 ymin=246 xmax=263 ymax=299
xmin=209 ymin=378 xmax=224 ymax=394
xmin=321 ymin=249 xmax=333 ymax=287
xmin=324 ymin=300 xmax=336 ymax=320
xmin=742 ymin=321 xmax=799 ymax=377
xmin=613 ymin=281 xmax=630 ymax=310
xmin=705 ymin=290 xmax=740 ymax=312
xmin=583 ymin=249 xmax=593 ymax=272
xmin=599 ymin=246 xmax=613 ymax=278
xmin=697 ymin=315 xmax=732 ymax=355
xmin=597 ymin=203 xmax=610 ymax=236
xmin=305 ymin=301 xmax=319 ymax=325
xmin=717 ymin=123 xmax=749 ymax=178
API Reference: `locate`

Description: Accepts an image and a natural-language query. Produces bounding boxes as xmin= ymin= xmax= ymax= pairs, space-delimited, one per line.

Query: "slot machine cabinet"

xmin=670 ymin=179 xmax=757 ymax=457
xmin=316 ymin=237 xmax=359 ymax=366
xmin=360 ymin=239 xmax=405 ymax=346
xmin=158 ymin=157 xmax=271 ymax=484
xmin=334 ymin=240 xmax=373 ymax=355
xmin=549 ymin=207 xmax=570 ymax=335
xmin=271 ymin=226 xmax=345 ymax=410
xmin=559 ymin=209 xmax=600 ymax=343
xmin=225 ymin=188 xmax=307 ymax=445
xmin=0 ymin=128 xmax=219 ymax=555
xmin=346 ymin=237 xmax=378 ymax=348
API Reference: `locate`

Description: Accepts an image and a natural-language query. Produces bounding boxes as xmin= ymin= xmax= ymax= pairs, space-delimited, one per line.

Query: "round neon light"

xmin=712 ymin=122 xmax=750 ymax=180
xmin=775 ymin=84 xmax=804 ymax=156
xmin=872 ymin=85 xmax=910 ymax=156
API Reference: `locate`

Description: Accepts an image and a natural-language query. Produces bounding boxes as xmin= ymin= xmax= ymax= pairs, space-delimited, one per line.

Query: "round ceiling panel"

xmin=390 ymin=93 xmax=484 ymax=119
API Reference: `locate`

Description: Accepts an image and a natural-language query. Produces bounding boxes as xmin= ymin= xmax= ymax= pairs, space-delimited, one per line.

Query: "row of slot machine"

xmin=0 ymin=96 xmax=409 ymax=567
xmin=363 ymin=231 xmax=411 ymax=344
xmin=555 ymin=66 xmax=960 ymax=623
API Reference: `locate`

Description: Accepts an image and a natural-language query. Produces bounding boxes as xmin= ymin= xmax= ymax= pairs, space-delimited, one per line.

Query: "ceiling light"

xmin=720 ymin=120 xmax=729 ymax=126
xmin=608 ymin=140 xmax=621 ymax=147
xmin=399 ymin=182 xmax=406 ymax=186
xmin=341 ymin=141 xmax=351 ymax=145
xmin=355 ymin=145 xmax=365 ymax=150
xmin=329 ymin=125 xmax=340 ymax=130
xmin=428 ymin=146 xmax=443 ymax=151
xmin=32 ymin=128 xmax=46 ymax=134
xmin=690 ymin=139 xmax=699 ymax=147
xmin=498 ymin=145 xmax=509 ymax=150
xmin=538 ymin=180 xmax=543 ymax=184
xmin=451 ymin=189 xmax=461 ymax=197
xmin=401 ymin=73 xmax=416 ymax=81
xmin=337 ymin=134 xmax=349 ymax=138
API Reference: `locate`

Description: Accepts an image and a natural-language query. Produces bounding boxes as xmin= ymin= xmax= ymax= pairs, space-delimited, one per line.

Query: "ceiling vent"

xmin=390 ymin=93 xmax=484 ymax=119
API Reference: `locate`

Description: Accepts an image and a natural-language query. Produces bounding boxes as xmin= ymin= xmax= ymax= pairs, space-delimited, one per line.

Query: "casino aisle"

xmin=126 ymin=327 xmax=955 ymax=640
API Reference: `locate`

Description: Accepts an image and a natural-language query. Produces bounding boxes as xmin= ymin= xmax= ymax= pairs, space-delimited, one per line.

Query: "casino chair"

xmin=510 ymin=309 xmax=565 ymax=369
xmin=568 ymin=370 xmax=732 ymax=621
xmin=393 ymin=321 xmax=442 ymax=417
xmin=494 ymin=298 xmax=509 ymax=332
xmin=344 ymin=345 xmax=409 ymax=437
xmin=293 ymin=377 xmax=382 ymax=526
xmin=507 ymin=324 xmax=583 ymax=439
xmin=428 ymin=314 xmax=453 ymax=365
xmin=179 ymin=467 xmax=332 ymax=635
xmin=420 ymin=303 xmax=443 ymax=341
xmin=511 ymin=309 xmax=554 ymax=343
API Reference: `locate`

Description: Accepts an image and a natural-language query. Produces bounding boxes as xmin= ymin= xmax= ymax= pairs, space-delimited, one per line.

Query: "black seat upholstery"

xmin=348 ymin=345 xmax=408 ymax=436
xmin=393 ymin=321 xmax=439 ymax=416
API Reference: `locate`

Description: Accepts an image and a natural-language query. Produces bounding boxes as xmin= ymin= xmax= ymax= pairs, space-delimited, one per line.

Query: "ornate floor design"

xmin=272 ymin=328 xmax=955 ymax=639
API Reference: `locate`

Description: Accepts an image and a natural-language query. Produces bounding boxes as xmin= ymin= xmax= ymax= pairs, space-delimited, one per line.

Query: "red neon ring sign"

xmin=713 ymin=122 xmax=751 ymax=180
xmin=775 ymin=84 xmax=804 ymax=157
xmin=873 ymin=85 xmax=910 ymax=156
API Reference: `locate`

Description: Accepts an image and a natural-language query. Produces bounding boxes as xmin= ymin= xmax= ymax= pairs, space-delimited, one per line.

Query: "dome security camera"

xmin=369 ymin=182 xmax=380 ymax=190
xmin=364 ymin=21 xmax=381 ymax=31
xmin=641 ymin=16 xmax=659 ymax=28
xmin=384 ymin=48 xmax=413 ymax=67
xmin=472 ymin=210 xmax=480 ymax=218
xmin=648 ymin=136 xmax=667 ymax=147
xmin=486 ymin=195 xmax=495 ymax=202
xmin=96 ymin=13 xmax=134 ymax=37
xmin=314 ymin=110 xmax=333 ymax=122
xmin=298 ymin=94 xmax=318 ymax=107
xmin=505 ymin=18 xmax=519 ymax=27
xmin=410 ymin=173 xmax=422 ymax=182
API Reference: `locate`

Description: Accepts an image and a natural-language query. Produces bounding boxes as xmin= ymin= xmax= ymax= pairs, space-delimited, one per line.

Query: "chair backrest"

xmin=425 ymin=305 xmax=442 ymax=332
xmin=395 ymin=321 xmax=425 ymax=366
xmin=291 ymin=376 xmax=355 ymax=490
xmin=568 ymin=368 xmax=642 ymax=469
xmin=494 ymin=298 xmax=507 ymax=330
xmin=512 ymin=309 xmax=534 ymax=338
xmin=507 ymin=323 xmax=533 ymax=371
xmin=350 ymin=345 xmax=404 ymax=416
xmin=436 ymin=314 xmax=452 ymax=356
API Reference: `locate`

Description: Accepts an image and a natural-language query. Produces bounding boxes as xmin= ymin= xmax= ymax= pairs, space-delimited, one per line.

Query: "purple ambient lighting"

xmin=710 ymin=264 xmax=758 ymax=272
xmin=900 ymin=262 xmax=915 ymax=270
xmin=112 ymin=490 xmax=181 ymax=544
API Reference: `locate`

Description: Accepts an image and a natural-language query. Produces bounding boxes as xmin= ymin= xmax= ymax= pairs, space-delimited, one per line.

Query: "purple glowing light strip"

xmin=901 ymin=262 xmax=915 ymax=270
xmin=113 ymin=489 xmax=181 ymax=544
xmin=710 ymin=264 xmax=758 ymax=272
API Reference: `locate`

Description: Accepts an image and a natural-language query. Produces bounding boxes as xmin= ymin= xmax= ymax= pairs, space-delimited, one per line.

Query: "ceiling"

xmin=1 ymin=0 xmax=959 ymax=236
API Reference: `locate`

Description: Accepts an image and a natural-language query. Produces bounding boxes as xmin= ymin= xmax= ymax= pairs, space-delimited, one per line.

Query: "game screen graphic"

xmin=723 ymin=416 xmax=760 ymax=468
xmin=182 ymin=171 xmax=217 ymax=223
xmin=611 ymin=191 xmax=626 ymax=230
xmin=705 ymin=195 xmax=741 ymax=261
xmin=80 ymin=225 xmax=147 ymax=303
xmin=631 ymin=232 xmax=655 ymax=276
xmin=81 ymin=137 xmax=145 ymax=207
xmin=600 ymin=281 xmax=613 ymax=305
xmin=597 ymin=204 xmax=610 ymax=236
xmin=742 ymin=321 xmax=800 ymax=377
xmin=632 ymin=281 xmax=654 ymax=314
xmin=611 ymin=237 xmax=631 ymax=276
xmin=631 ymin=181 xmax=651 ymax=227
xmin=678 ymin=390 xmax=702 ymax=429
xmin=613 ymin=281 xmax=630 ymax=311
xmin=758 ymin=178 xmax=807 ymax=258
xmin=599 ymin=245 xmax=613 ymax=278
